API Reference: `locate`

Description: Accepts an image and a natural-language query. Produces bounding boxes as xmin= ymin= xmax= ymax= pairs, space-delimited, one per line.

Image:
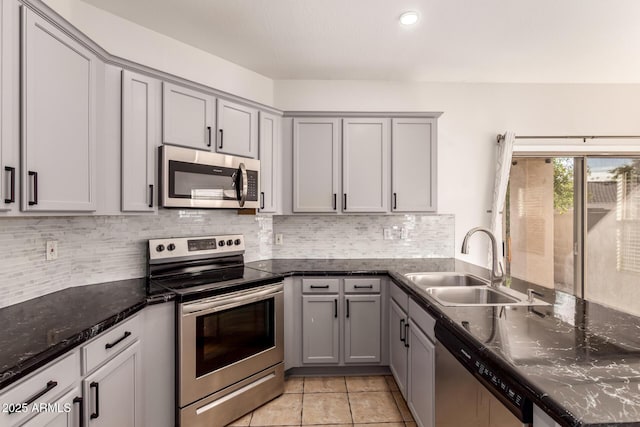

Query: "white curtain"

xmin=489 ymin=131 xmax=515 ymax=267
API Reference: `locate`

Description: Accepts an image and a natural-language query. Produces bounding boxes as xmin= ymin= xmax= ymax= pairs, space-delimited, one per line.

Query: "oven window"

xmin=195 ymin=298 xmax=275 ymax=377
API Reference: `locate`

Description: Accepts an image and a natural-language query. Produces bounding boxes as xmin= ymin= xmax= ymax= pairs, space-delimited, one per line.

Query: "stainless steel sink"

xmin=426 ymin=286 xmax=520 ymax=306
xmin=403 ymin=272 xmax=551 ymax=307
xmin=403 ymin=272 xmax=488 ymax=289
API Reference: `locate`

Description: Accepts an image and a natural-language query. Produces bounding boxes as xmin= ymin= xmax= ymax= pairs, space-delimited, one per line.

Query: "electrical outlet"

xmin=275 ymin=233 xmax=284 ymax=245
xmin=46 ymin=240 xmax=58 ymax=261
xmin=401 ymin=227 xmax=409 ymax=240
xmin=383 ymin=228 xmax=392 ymax=240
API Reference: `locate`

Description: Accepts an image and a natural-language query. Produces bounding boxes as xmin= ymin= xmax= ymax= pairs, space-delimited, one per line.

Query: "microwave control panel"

xmin=247 ymin=171 xmax=258 ymax=201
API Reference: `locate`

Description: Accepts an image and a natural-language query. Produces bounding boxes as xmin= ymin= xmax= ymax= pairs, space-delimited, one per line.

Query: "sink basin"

xmin=403 ymin=272 xmax=488 ymax=289
xmin=426 ymin=286 xmax=520 ymax=306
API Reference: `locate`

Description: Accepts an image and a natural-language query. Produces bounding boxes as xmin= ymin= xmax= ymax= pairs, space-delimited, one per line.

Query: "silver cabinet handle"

xmin=238 ymin=163 xmax=247 ymax=207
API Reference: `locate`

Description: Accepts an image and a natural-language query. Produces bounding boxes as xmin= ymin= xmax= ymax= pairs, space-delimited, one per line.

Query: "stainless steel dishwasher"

xmin=434 ymin=323 xmax=533 ymax=427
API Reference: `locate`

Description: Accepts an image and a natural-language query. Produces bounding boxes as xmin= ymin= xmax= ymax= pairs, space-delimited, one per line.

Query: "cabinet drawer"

xmin=302 ymin=278 xmax=339 ymax=293
xmin=390 ymin=282 xmax=409 ymax=311
xmin=409 ymin=299 xmax=436 ymax=341
xmin=81 ymin=314 xmax=141 ymax=375
xmin=0 ymin=350 xmax=80 ymax=427
xmin=344 ymin=278 xmax=380 ymax=293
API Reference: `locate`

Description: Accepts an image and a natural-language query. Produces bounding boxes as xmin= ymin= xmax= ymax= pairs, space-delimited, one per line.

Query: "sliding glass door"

xmin=507 ymin=155 xmax=640 ymax=314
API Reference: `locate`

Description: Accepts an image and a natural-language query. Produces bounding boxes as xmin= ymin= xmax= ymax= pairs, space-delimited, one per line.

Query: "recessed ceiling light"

xmin=399 ymin=11 xmax=419 ymax=26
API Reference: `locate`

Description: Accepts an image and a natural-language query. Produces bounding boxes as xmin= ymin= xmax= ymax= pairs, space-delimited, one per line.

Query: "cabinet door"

xmin=259 ymin=111 xmax=280 ymax=213
xmin=121 ymin=70 xmax=159 ymax=212
xmin=389 ymin=299 xmax=408 ymax=398
xmin=0 ymin=0 xmax=19 ymax=213
xmin=407 ymin=324 xmax=435 ymax=427
xmin=22 ymin=7 xmax=97 ymax=211
xmin=83 ymin=341 xmax=142 ymax=427
xmin=22 ymin=385 xmax=83 ymax=427
xmin=391 ymin=118 xmax=437 ymax=212
xmin=302 ymin=295 xmax=339 ymax=364
xmin=342 ymin=118 xmax=389 ymax=212
xmin=293 ymin=118 xmax=340 ymax=212
xmin=344 ymin=295 xmax=381 ymax=363
xmin=216 ymin=99 xmax=258 ymax=158
xmin=162 ymin=82 xmax=214 ymax=150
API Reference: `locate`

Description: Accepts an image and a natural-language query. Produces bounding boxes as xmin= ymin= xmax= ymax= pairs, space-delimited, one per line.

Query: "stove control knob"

xmin=167 ymin=243 xmax=176 ymax=251
xmin=219 ymin=240 xmax=225 ymax=247
xmin=156 ymin=244 xmax=165 ymax=252
xmin=226 ymin=239 xmax=233 ymax=246
xmin=234 ymin=239 xmax=241 ymax=246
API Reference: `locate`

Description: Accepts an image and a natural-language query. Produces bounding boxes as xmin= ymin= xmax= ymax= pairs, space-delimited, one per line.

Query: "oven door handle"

xmin=182 ymin=283 xmax=283 ymax=316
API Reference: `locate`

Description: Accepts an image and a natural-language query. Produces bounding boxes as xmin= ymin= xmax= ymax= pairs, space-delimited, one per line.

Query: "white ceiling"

xmin=82 ymin=0 xmax=640 ymax=83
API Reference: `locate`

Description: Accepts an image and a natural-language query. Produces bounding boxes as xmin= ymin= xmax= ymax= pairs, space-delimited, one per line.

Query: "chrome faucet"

xmin=461 ymin=227 xmax=504 ymax=287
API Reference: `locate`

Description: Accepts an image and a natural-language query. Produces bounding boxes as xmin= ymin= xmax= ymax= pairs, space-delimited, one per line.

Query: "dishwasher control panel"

xmin=435 ymin=324 xmax=533 ymax=423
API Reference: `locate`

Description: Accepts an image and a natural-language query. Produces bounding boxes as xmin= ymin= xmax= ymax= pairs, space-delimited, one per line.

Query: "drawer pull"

xmin=90 ymin=382 xmax=100 ymax=419
xmin=309 ymin=285 xmax=329 ymax=289
xmin=354 ymin=284 xmax=373 ymax=289
xmin=9 ymin=380 xmax=58 ymax=413
xmin=105 ymin=331 xmax=132 ymax=349
xmin=73 ymin=396 xmax=84 ymax=427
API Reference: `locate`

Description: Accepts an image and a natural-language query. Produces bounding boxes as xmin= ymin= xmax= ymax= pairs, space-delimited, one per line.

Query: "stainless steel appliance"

xmin=159 ymin=145 xmax=260 ymax=209
xmin=148 ymin=235 xmax=284 ymax=427
xmin=435 ymin=323 xmax=533 ymax=427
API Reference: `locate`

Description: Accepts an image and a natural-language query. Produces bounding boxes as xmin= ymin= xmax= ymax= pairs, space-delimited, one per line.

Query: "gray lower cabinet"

xmin=83 ymin=340 xmax=142 ymax=427
xmin=407 ymin=321 xmax=435 ymax=427
xmin=21 ymin=6 xmax=97 ymax=212
xmin=344 ymin=295 xmax=381 ymax=363
xmin=302 ymin=295 xmax=340 ymax=364
xmin=21 ymin=385 xmax=83 ymax=427
xmin=389 ymin=298 xmax=409 ymax=397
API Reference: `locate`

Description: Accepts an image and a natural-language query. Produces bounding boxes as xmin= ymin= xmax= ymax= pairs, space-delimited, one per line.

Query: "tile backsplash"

xmin=0 ymin=212 xmax=454 ymax=308
xmin=0 ymin=210 xmax=273 ymax=308
xmin=272 ymin=214 xmax=455 ymax=259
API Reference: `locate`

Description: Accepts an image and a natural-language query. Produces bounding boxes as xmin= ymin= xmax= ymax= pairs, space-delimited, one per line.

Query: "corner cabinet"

xmin=293 ymin=118 xmax=340 ymax=212
xmin=259 ymin=111 xmax=281 ymax=213
xmin=21 ymin=7 xmax=97 ymax=211
xmin=121 ymin=70 xmax=160 ymax=212
xmin=391 ymin=118 xmax=437 ymax=212
xmin=216 ymin=99 xmax=258 ymax=158
xmin=162 ymin=82 xmax=214 ymax=150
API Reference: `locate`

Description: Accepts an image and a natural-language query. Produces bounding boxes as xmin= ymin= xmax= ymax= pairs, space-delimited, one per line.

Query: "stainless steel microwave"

xmin=159 ymin=145 xmax=260 ymax=209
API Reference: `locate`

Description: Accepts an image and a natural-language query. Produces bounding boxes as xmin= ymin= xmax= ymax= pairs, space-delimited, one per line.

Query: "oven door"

xmin=178 ymin=283 xmax=284 ymax=407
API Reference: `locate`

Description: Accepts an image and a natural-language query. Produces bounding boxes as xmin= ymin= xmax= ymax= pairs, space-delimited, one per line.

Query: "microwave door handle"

xmin=238 ymin=163 xmax=248 ymax=207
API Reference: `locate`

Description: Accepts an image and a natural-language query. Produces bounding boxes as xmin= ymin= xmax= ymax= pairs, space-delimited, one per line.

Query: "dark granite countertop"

xmin=4 ymin=258 xmax=640 ymax=426
xmin=0 ymin=278 xmax=174 ymax=390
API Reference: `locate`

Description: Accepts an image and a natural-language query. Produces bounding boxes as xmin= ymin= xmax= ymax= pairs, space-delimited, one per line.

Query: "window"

xmin=506 ymin=156 xmax=640 ymax=315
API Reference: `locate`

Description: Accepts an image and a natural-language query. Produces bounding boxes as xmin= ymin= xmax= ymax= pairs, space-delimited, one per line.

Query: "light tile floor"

xmin=227 ymin=375 xmax=415 ymax=427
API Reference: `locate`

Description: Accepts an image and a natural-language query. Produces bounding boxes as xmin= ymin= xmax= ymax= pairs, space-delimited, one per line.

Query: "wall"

xmin=274 ymin=80 xmax=640 ymax=268
xmin=0 ymin=211 xmax=273 ymax=308
xmin=41 ymin=0 xmax=274 ymax=106
xmin=272 ymin=214 xmax=454 ymax=259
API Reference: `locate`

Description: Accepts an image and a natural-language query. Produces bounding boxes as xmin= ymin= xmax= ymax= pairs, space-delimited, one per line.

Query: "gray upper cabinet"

xmin=259 ymin=111 xmax=280 ymax=213
xmin=344 ymin=294 xmax=381 ymax=363
xmin=121 ymin=70 xmax=160 ymax=212
xmin=22 ymin=7 xmax=97 ymax=211
xmin=216 ymin=99 xmax=258 ymax=158
xmin=302 ymin=295 xmax=340 ymax=364
xmin=342 ymin=118 xmax=389 ymax=213
xmin=162 ymin=82 xmax=214 ymax=150
xmin=391 ymin=118 xmax=437 ymax=212
xmin=293 ymin=118 xmax=340 ymax=212
xmin=0 ymin=0 xmax=19 ymax=213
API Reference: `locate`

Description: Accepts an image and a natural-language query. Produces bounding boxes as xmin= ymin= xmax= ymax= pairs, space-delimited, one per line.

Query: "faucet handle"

xmin=497 ymin=261 xmax=504 ymax=278
xmin=527 ymin=288 xmax=544 ymax=303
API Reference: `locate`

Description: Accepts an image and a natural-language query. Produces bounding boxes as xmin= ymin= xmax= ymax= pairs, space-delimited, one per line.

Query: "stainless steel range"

xmin=148 ymin=235 xmax=284 ymax=427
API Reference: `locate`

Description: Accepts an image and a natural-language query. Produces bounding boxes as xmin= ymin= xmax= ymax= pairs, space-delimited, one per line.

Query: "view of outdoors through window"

xmin=506 ymin=156 xmax=640 ymax=315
